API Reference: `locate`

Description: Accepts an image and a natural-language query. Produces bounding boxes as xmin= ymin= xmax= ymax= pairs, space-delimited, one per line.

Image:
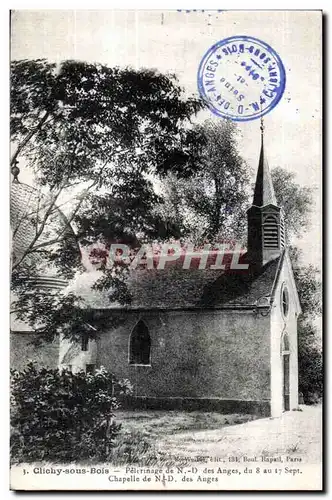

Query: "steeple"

xmin=247 ymin=120 xmax=285 ymax=267
xmin=252 ymin=118 xmax=277 ymax=207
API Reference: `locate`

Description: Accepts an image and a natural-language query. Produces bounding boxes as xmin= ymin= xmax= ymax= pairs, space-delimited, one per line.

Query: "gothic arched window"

xmin=129 ymin=320 xmax=151 ymax=365
xmin=263 ymin=215 xmax=279 ymax=248
xmin=281 ymin=285 xmax=290 ymax=318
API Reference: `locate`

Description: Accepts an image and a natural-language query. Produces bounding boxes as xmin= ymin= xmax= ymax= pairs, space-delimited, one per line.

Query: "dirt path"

xmin=158 ymin=405 xmax=322 ymax=464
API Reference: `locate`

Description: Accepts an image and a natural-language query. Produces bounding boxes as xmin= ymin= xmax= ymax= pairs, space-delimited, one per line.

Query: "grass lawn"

xmin=110 ymin=410 xmax=258 ymax=465
xmin=116 ymin=410 xmax=258 ymax=437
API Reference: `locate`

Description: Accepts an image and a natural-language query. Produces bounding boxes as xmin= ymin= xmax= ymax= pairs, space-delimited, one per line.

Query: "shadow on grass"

xmin=109 ymin=411 xmax=259 ymax=466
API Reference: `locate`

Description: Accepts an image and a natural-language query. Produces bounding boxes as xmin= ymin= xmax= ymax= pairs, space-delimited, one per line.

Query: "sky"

xmin=10 ymin=9 xmax=322 ymax=268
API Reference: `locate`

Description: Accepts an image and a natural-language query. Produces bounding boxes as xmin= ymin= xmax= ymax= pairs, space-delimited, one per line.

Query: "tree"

xmin=297 ymin=322 xmax=323 ymax=403
xmin=158 ymin=121 xmax=315 ymax=245
xmin=155 ymin=120 xmax=251 ymax=244
xmin=271 ymin=167 xmax=314 ymax=239
xmin=11 ymin=59 xmax=203 ymax=186
xmin=289 ymin=246 xmax=322 ymax=403
xmin=11 ymin=59 xmax=204 ymax=343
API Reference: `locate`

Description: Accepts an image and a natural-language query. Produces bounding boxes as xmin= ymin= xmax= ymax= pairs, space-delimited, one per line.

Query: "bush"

xmin=10 ymin=363 xmax=132 ymax=463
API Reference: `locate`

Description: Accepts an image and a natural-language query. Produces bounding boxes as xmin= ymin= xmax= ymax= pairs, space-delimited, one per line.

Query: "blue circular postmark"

xmin=197 ymin=35 xmax=286 ymax=122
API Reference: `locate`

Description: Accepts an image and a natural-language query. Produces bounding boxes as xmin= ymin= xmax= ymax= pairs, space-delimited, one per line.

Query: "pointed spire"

xmin=252 ymin=118 xmax=277 ymax=207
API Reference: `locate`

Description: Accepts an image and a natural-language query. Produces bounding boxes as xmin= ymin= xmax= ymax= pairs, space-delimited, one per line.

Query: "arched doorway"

xmin=281 ymin=332 xmax=290 ymax=411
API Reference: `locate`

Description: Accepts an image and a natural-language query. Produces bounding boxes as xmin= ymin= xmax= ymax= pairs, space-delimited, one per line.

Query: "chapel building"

xmin=10 ymin=127 xmax=301 ymax=417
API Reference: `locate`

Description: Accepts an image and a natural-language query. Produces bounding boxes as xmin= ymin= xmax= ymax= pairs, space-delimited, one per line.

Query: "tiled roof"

xmin=67 ymin=254 xmax=281 ymax=310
